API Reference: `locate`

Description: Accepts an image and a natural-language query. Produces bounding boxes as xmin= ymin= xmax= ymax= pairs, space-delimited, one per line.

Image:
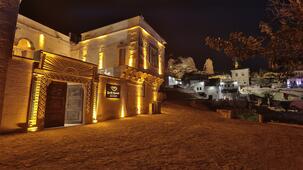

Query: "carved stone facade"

xmin=27 ymin=51 xmax=98 ymax=131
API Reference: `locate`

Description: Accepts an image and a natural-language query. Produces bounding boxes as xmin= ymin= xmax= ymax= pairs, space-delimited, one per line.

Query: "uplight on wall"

xmin=137 ymin=85 xmax=142 ymax=114
xmin=98 ymin=52 xmax=104 ymax=69
xmin=143 ymin=45 xmax=148 ymax=69
xmin=27 ymin=74 xmax=43 ymax=132
xmin=92 ymin=83 xmax=98 ymax=123
xmin=39 ymin=34 xmax=45 ymax=49
xmin=120 ymin=104 xmax=126 ymax=118
xmin=128 ymin=50 xmax=134 ymax=67
xmin=158 ymin=54 xmax=162 ymax=75
xmin=82 ymin=47 xmax=88 ymax=62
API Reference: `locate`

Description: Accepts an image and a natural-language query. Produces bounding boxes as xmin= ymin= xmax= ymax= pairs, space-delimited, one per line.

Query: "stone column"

xmin=0 ymin=0 xmax=20 ymax=126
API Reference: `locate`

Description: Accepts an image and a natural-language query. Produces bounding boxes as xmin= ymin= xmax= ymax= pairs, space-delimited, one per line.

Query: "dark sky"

xmin=20 ymin=0 xmax=269 ymax=72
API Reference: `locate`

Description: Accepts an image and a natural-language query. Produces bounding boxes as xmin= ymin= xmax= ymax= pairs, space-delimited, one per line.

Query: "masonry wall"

xmin=0 ymin=56 xmax=34 ymax=133
xmin=97 ymin=76 xmax=157 ymax=121
xmin=97 ymin=76 xmax=125 ymax=121
xmin=15 ymin=15 xmax=71 ymax=57
xmin=139 ymin=29 xmax=165 ymax=75
xmin=73 ymin=28 xmax=140 ymax=70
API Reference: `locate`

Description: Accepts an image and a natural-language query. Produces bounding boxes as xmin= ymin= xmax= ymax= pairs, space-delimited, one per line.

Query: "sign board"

xmin=106 ymin=84 xmax=120 ymax=98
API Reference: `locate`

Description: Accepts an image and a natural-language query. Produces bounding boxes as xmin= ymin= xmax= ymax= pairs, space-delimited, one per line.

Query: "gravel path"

xmin=0 ymin=101 xmax=302 ymax=169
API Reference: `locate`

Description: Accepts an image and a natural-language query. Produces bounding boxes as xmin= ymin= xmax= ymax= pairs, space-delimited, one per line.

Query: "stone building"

xmin=72 ymin=16 xmax=166 ymax=120
xmin=0 ymin=15 xmax=165 ymax=133
xmin=231 ymin=68 xmax=250 ymax=86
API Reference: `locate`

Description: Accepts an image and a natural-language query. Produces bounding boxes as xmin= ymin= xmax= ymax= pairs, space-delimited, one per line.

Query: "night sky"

xmin=20 ymin=0 xmax=269 ymax=72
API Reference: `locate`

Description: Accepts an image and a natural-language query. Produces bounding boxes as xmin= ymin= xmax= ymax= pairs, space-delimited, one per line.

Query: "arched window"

xmin=16 ymin=38 xmax=34 ymax=50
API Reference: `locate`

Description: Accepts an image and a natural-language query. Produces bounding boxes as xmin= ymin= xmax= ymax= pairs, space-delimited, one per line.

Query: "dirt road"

xmin=0 ymin=101 xmax=302 ymax=169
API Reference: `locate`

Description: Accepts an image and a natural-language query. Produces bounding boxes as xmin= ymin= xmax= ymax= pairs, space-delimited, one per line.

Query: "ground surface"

xmin=0 ymin=101 xmax=303 ymax=169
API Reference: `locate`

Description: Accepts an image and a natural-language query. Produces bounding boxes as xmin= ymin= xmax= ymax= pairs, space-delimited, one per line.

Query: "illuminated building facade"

xmin=72 ymin=16 xmax=166 ymax=120
xmin=0 ymin=15 xmax=165 ymax=133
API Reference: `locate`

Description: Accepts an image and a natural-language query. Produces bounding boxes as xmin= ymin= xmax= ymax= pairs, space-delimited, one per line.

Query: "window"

xmin=235 ymin=73 xmax=238 ymax=77
xmin=149 ymin=44 xmax=159 ymax=68
xmin=119 ymin=48 xmax=126 ymax=66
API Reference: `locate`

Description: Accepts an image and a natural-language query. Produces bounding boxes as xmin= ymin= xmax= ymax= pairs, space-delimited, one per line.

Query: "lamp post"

xmin=0 ymin=0 xmax=20 ymax=124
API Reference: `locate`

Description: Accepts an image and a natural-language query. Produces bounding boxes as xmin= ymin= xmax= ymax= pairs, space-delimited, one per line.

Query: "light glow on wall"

xmin=82 ymin=47 xmax=87 ymax=62
xmin=81 ymin=26 xmax=165 ymax=47
xmin=153 ymin=89 xmax=158 ymax=102
xmin=39 ymin=34 xmax=45 ymax=49
xmin=27 ymin=74 xmax=43 ymax=132
xmin=158 ymin=54 xmax=162 ymax=75
xmin=143 ymin=45 xmax=148 ymax=69
xmin=17 ymin=39 xmax=32 ymax=49
xmin=120 ymin=104 xmax=126 ymax=118
xmin=98 ymin=52 xmax=104 ymax=69
xmin=92 ymin=83 xmax=98 ymax=123
xmin=128 ymin=50 xmax=134 ymax=67
xmin=137 ymin=85 xmax=142 ymax=114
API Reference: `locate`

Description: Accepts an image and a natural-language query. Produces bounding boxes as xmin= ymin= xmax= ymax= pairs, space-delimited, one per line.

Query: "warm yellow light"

xmin=120 ymin=104 xmax=126 ymax=118
xmin=92 ymin=85 xmax=98 ymax=124
xmin=153 ymin=90 xmax=158 ymax=102
xmin=128 ymin=49 xmax=135 ymax=67
xmin=82 ymin=47 xmax=87 ymax=62
xmin=39 ymin=34 xmax=45 ymax=49
xmin=28 ymin=74 xmax=42 ymax=132
xmin=158 ymin=54 xmax=162 ymax=75
xmin=17 ymin=39 xmax=32 ymax=49
xmin=97 ymin=35 xmax=107 ymax=39
xmin=27 ymin=127 xmax=38 ymax=132
xmin=137 ymin=85 xmax=142 ymax=114
xmin=98 ymin=52 xmax=104 ymax=69
xmin=143 ymin=46 xmax=148 ymax=69
xmin=80 ymin=26 xmax=165 ymax=48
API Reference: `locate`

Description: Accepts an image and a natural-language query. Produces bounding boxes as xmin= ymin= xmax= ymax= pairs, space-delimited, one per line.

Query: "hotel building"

xmin=0 ymin=14 xmax=165 ymax=133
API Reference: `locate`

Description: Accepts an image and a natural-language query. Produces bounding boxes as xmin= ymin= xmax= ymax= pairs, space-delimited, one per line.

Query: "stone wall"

xmin=15 ymin=15 xmax=71 ymax=57
xmin=0 ymin=56 xmax=33 ymax=133
xmin=97 ymin=76 xmax=126 ymax=121
xmin=73 ymin=27 xmax=139 ymax=70
xmin=97 ymin=75 xmax=157 ymax=121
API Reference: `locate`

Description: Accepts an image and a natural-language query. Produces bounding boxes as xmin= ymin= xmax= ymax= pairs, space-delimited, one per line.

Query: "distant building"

xmin=166 ymin=76 xmax=182 ymax=87
xmin=231 ymin=68 xmax=250 ymax=86
xmin=287 ymin=70 xmax=303 ymax=88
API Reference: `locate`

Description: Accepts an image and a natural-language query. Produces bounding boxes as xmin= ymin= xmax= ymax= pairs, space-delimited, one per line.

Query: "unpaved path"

xmin=0 ymin=101 xmax=302 ymax=169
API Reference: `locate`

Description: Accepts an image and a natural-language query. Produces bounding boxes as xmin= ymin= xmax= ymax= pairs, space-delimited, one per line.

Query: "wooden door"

xmin=65 ymin=85 xmax=83 ymax=124
xmin=44 ymin=81 xmax=67 ymax=128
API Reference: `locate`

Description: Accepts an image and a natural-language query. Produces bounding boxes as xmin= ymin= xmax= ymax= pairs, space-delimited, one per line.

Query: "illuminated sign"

xmin=106 ymin=84 xmax=120 ymax=98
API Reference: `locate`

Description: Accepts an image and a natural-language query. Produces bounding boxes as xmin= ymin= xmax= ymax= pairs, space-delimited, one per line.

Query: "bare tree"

xmin=262 ymin=0 xmax=303 ymax=71
xmin=0 ymin=0 xmax=20 ymax=120
xmin=269 ymin=0 xmax=303 ymax=26
xmin=205 ymin=0 xmax=303 ymax=71
xmin=205 ymin=32 xmax=263 ymax=69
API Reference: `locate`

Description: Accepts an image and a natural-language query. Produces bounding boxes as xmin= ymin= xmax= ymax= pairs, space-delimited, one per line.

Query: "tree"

xmin=205 ymin=0 xmax=303 ymax=71
xmin=205 ymin=32 xmax=263 ymax=69
xmin=260 ymin=22 xmax=303 ymax=70
xmin=269 ymin=0 xmax=303 ymax=26
xmin=0 ymin=0 xmax=20 ymax=120
xmin=260 ymin=0 xmax=303 ymax=71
